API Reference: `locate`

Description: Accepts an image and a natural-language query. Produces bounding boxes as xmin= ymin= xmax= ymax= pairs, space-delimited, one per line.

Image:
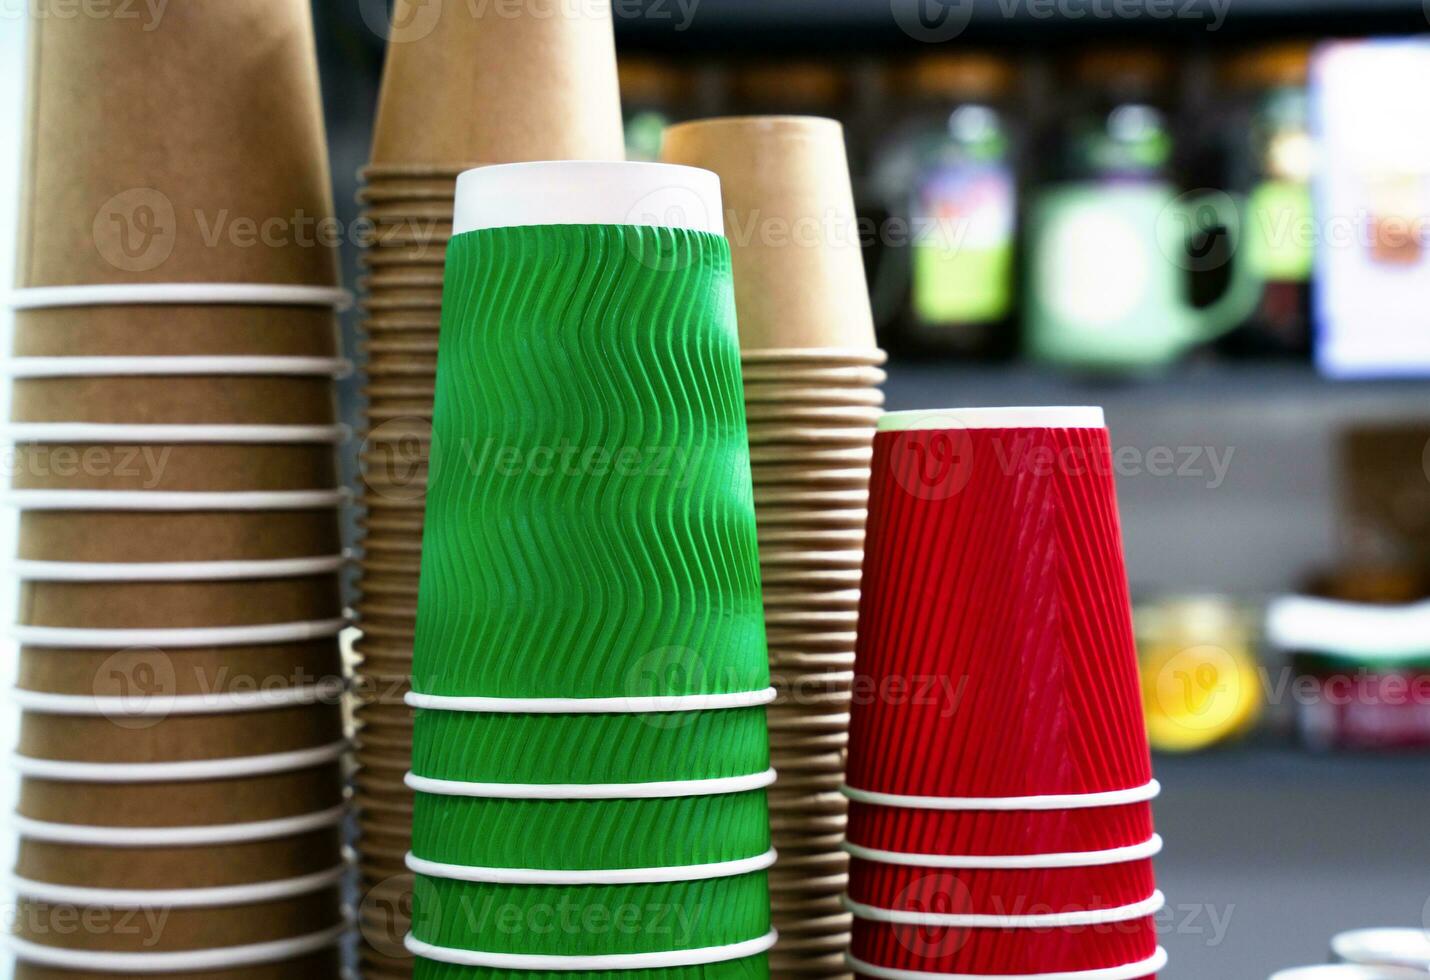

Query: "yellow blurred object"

xmin=1138 ymin=596 xmax=1264 ymax=753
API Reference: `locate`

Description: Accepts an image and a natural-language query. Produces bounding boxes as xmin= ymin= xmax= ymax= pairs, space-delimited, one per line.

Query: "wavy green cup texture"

xmin=413 ymin=953 xmax=771 ymax=980
xmin=412 ymin=873 xmax=771 ymax=956
xmin=411 ymin=708 xmax=769 ymax=784
xmin=410 ymin=793 xmax=772 ymax=871
xmin=414 ymin=225 xmax=769 ymax=700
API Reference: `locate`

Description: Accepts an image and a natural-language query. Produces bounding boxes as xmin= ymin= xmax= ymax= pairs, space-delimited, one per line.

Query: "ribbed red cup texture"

xmin=847 ymin=857 xmax=1157 ymax=916
xmin=850 ymin=914 xmax=1159 ymax=974
xmin=846 ymin=425 xmax=1151 ymax=799
xmin=844 ymin=801 xmax=1155 ymax=857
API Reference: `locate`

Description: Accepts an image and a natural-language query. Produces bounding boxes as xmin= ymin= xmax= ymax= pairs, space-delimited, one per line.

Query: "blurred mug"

xmin=1026 ymin=181 xmax=1264 ymax=371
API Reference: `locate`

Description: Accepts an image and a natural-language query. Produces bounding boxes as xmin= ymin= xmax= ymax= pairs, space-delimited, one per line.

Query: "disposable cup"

xmin=9 ymin=442 xmax=338 ymax=493
xmin=844 ymin=801 xmax=1157 ymax=858
xmin=410 ymin=955 xmax=772 ymax=980
xmin=17 ymin=703 xmax=343 ymax=765
xmin=13 ymin=949 xmax=343 ymax=980
xmin=848 ymin=916 xmax=1159 ymax=975
xmin=11 ymin=887 xmax=342 ymax=955
xmin=410 ymin=873 xmax=771 ymax=957
xmin=410 ymin=707 xmax=769 ymax=785
xmin=369 ymin=0 xmax=622 ymax=166
xmin=741 ymin=364 xmax=887 ymax=387
xmin=410 ymin=792 xmax=771 ymax=872
xmin=18 ymin=510 xmax=341 ymax=563
xmin=19 ymin=575 xmax=341 ymax=629
xmin=13 ymin=306 xmax=340 ymax=359
xmin=661 ymin=118 xmax=875 ymax=352
xmin=13 ymin=828 xmax=342 ymax=890
xmin=846 ymin=409 xmax=1152 ymax=799
xmin=742 ymin=385 xmax=884 ymax=408
xmin=847 ymin=856 xmax=1159 ymax=916
xmin=11 ymin=376 xmax=339 ymax=426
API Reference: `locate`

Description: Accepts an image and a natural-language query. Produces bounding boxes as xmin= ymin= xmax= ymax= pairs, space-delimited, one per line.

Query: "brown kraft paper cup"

xmin=13 ymin=307 xmax=341 ymax=359
xmin=661 ymin=117 xmax=877 ymax=351
xmin=12 ymin=377 xmax=339 ymax=426
xmin=18 ymin=575 xmax=342 ymax=628
xmin=13 ymin=887 xmax=344 ymax=955
xmin=10 ymin=443 xmax=339 ymax=492
xmin=17 ymin=703 xmax=343 ymax=764
xmin=14 ymin=949 xmax=343 ymax=980
xmin=18 ymin=0 xmax=338 ymax=287
xmin=16 ymin=765 xmax=345 ymax=827
xmin=14 ymin=828 xmax=342 ymax=889
xmin=19 ymin=511 xmax=342 ymax=563
xmin=18 ymin=641 xmax=344 ymax=698
xmin=370 ymin=0 xmax=623 ymax=166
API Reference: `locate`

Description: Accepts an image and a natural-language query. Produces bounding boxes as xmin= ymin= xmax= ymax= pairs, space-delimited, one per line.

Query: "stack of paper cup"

xmin=352 ymin=6 xmax=623 ymax=970
xmin=842 ymin=408 xmax=1166 ymax=980
xmin=402 ymin=162 xmax=776 ymax=979
xmin=662 ymin=116 xmax=884 ymax=978
xmin=6 ymin=3 xmax=349 ymax=977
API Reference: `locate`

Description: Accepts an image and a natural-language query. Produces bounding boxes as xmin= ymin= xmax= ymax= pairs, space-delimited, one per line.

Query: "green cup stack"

xmin=405 ymin=162 xmax=778 ymax=980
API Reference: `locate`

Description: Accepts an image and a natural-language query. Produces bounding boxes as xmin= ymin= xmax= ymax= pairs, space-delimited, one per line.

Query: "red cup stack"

xmin=842 ymin=407 xmax=1166 ymax=980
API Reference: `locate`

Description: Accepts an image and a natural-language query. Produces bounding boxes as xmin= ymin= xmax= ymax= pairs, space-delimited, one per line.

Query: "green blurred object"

xmin=414 ymin=955 xmax=771 ymax=980
xmin=1026 ymin=182 xmax=1264 ymax=371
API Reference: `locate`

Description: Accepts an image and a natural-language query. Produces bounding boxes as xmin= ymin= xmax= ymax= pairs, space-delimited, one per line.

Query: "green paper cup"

xmin=415 ymin=221 xmax=767 ymax=699
xmin=414 ymin=953 xmax=770 ymax=980
xmin=410 ymin=707 xmax=769 ymax=785
xmin=410 ymin=872 xmax=771 ymax=957
xmin=410 ymin=792 xmax=771 ymax=871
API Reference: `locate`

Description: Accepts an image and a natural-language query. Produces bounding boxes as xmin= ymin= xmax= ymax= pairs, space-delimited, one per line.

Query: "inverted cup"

xmin=844 ymin=801 xmax=1157 ymax=858
xmin=660 ymin=117 xmax=876 ymax=351
xmin=846 ymin=410 xmax=1152 ymax=800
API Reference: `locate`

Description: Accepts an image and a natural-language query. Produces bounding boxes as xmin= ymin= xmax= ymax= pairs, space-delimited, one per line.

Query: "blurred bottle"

xmin=620 ymin=58 xmax=693 ymax=162
xmin=1026 ymin=49 xmax=1263 ymax=372
xmin=1219 ymin=44 xmax=1316 ymax=357
xmin=868 ymin=53 xmax=1021 ymax=358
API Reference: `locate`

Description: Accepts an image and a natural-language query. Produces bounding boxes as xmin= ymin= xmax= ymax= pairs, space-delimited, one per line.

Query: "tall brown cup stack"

xmin=8 ymin=2 xmax=349 ymax=976
xmin=353 ymin=2 xmax=625 ymax=973
xmin=662 ymin=115 xmax=886 ymax=980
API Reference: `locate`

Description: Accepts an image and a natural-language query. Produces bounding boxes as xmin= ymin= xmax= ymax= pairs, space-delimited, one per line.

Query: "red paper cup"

xmin=847 ymin=408 xmax=1152 ymax=800
xmin=844 ymin=801 xmax=1156 ymax=857
xmin=847 ymin=856 xmax=1158 ymax=917
xmin=850 ymin=914 xmax=1160 ymax=975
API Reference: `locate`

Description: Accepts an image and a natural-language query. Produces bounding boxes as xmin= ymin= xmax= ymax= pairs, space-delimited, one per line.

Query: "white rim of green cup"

xmin=845 ymin=948 xmax=1168 ymax=980
xmin=843 ymin=891 xmax=1165 ymax=929
xmin=405 ymin=929 xmax=778 ymax=971
xmin=843 ymin=836 xmax=1163 ymax=870
xmin=405 ymin=688 xmax=778 ymax=714
xmin=11 ymin=805 xmax=348 ymax=847
xmin=4 ymin=922 xmax=347 ymax=973
xmin=840 ymin=781 xmax=1161 ymax=811
xmin=452 ymin=161 xmax=723 ymax=236
xmin=406 ymin=848 xmax=778 ymax=885
xmin=406 ymin=768 xmax=777 ymax=800
xmin=8 ymin=283 xmax=353 ymax=311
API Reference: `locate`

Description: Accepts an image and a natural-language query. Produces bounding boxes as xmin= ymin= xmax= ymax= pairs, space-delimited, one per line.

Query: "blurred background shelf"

xmin=616 ymin=0 xmax=1430 ymax=48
